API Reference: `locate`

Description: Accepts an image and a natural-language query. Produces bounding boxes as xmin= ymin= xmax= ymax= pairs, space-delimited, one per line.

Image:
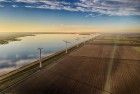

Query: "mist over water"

xmin=0 ymin=34 xmax=90 ymax=75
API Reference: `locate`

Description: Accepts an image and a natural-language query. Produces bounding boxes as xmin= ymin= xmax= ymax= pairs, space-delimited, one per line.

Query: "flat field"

xmin=2 ymin=33 xmax=140 ymax=94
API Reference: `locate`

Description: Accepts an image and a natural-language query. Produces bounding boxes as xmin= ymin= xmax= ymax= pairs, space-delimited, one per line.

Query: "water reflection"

xmin=0 ymin=34 xmax=90 ymax=75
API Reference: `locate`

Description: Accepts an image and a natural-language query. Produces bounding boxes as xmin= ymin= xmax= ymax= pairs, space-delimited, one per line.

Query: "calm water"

xmin=0 ymin=34 xmax=91 ymax=75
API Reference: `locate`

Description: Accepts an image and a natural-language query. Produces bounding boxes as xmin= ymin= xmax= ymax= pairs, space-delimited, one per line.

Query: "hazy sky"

xmin=0 ymin=0 xmax=140 ymax=33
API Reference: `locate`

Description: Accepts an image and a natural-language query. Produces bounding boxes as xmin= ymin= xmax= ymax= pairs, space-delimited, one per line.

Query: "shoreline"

xmin=0 ymin=38 xmax=90 ymax=80
xmin=0 ymin=33 xmax=35 ymax=45
xmin=0 ymin=32 xmax=76 ymax=45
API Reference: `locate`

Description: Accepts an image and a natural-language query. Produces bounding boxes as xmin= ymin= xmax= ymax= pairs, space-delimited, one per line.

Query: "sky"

xmin=0 ymin=0 xmax=140 ymax=33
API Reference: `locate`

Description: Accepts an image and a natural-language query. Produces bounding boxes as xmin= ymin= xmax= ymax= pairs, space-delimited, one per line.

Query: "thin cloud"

xmin=0 ymin=5 xmax=4 ymax=7
xmin=0 ymin=0 xmax=140 ymax=16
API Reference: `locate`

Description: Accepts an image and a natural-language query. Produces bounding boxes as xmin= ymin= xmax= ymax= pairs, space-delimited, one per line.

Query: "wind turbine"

xmin=38 ymin=48 xmax=43 ymax=68
xmin=63 ymin=40 xmax=71 ymax=53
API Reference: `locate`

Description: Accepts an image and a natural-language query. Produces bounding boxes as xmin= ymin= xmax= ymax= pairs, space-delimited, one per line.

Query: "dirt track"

xmin=3 ymin=41 xmax=140 ymax=94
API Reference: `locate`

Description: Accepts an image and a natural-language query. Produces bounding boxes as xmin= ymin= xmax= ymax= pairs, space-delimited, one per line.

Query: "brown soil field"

xmin=69 ymin=45 xmax=114 ymax=58
xmin=3 ymin=44 xmax=140 ymax=94
xmin=111 ymin=59 xmax=140 ymax=94
xmin=110 ymin=42 xmax=140 ymax=94
xmin=91 ymin=34 xmax=140 ymax=46
xmin=115 ymin=46 xmax=140 ymax=60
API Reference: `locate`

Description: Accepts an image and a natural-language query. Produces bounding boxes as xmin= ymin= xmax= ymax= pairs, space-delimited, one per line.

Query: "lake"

xmin=0 ymin=34 xmax=91 ymax=75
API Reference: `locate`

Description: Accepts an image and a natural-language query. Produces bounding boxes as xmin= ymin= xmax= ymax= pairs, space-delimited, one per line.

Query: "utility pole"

xmin=38 ymin=48 xmax=43 ymax=68
xmin=91 ymin=34 xmax=94 ymax=43
xmin=75 ymin=38 xmax=80 ymax=47
xmin=63 ymin=40 xmax=71 ymax=53
xmin=82 ymin=37 xmax=86 ymax=45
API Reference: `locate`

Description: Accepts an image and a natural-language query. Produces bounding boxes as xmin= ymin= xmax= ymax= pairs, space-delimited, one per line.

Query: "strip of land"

xmin=0 ymin=32 xmax=97 ymax=45
xmin=0 ymin=32 xmax=35 ymax=44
